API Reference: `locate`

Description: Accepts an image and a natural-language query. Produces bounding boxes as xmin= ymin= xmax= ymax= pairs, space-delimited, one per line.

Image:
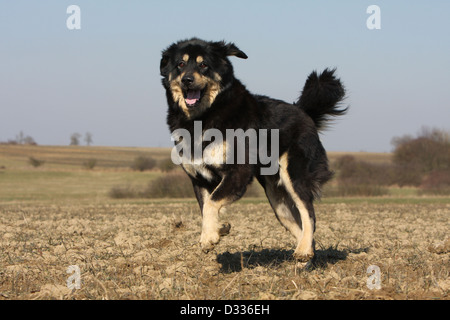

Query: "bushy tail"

xmin=296 ymin=68 xmax=347 ymax=130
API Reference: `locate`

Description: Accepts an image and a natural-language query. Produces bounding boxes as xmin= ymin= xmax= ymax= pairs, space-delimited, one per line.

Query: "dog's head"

xmin=160 ymin=38 xmax=247 ymax=119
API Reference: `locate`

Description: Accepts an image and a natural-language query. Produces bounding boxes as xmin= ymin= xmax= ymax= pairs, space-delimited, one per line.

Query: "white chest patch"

xmin=172 ymin=130 xmax=228 ymax=181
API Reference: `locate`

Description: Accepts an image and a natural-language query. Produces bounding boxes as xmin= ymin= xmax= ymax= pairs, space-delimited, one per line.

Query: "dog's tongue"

xmin=186 ymin=90 xmax=201 ymax=105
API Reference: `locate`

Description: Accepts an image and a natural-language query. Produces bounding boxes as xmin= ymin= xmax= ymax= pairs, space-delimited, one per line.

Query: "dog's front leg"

xmin=200 ymin=168 xmax=252 ymax=253
xmin=200 ymin=199 xmax=228 ymax=252
xmin=192 ymin=183 xmax=231 ymax=252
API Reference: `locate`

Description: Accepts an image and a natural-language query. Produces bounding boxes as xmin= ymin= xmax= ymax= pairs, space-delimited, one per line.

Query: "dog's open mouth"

xmin=184 ymin=89 xmax=205 ymax=108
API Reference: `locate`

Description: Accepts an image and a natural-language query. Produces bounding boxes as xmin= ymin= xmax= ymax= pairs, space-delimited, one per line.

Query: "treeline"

xmin=0 ymin=131 xmax=37 ymax=145
xmin=1 ymin=131 xmax=94 ymax=146
xmin=328 ymin=128 xmax=450 ymax=196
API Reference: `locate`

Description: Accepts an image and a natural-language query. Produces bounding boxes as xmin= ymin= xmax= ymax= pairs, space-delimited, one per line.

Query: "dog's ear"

xmin=160 ymin=52 xmax=171 ymax=76
xmin=213 ymin=41 xmax=248 ymax=59
xmin=161 ymin=43 xmax=178 ymax=76
xmin=225 ymin=43 xmax=248 ymax=59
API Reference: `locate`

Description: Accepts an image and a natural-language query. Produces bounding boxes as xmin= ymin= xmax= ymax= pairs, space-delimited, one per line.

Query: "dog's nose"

xmin=182 ymin=75 xmax=194 ymax=86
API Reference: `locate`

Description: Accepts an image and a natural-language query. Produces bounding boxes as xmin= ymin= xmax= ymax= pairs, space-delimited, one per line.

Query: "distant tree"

xmin=16 ymin=131 xmax=25 ymax=144
xmin=23 ymin=136 xmax=37 ymax=145
xmin=70 ymin=133 xmax=81 ymax=146
xmin=13 ymin=131 xmax=37 ymax=145
xmin=84 ymin=132 xmax=93 ymax=146
xmin=392 ymin=127 xmax=450 ymax=173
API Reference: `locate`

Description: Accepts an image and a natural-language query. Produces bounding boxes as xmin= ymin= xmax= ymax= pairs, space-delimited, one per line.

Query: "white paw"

xmin=200 ymin=231 xmax=220 ymax=253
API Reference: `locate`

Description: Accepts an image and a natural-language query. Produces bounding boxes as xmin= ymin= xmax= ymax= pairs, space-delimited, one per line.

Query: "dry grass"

xmin=0 ymin=145 xmax=448 ymax=300
xmin=1 ymin=201 xmax=448 ymax=300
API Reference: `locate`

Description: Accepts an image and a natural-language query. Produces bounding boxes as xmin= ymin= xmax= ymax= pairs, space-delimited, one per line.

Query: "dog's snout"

xmin=182 ymin=75 xmax=194 ymax=86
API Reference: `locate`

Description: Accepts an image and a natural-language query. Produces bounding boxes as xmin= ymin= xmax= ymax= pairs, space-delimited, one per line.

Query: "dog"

xmin=160 ymin=38 xmax=346 ymax=263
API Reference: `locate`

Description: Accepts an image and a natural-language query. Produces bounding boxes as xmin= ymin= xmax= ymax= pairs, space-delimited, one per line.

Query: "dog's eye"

xmin=178 ymin=61 xmax=186 ymax=69
xmin=199 ymin=62 xmax=208 ymax=69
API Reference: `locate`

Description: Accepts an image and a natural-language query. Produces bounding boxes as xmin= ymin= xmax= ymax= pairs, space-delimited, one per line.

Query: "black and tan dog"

xmin=160 ymin=38 xmax=346 ymax=263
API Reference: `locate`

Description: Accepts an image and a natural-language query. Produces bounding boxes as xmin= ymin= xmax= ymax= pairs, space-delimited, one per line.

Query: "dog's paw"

xmin=294 ymin=240 xmax=315 ymax=263
xmin=293 ymin=251 xmax=314 ymax=263
xmin=294 ymin=251 xmax=315 ymax=271
xmin=201 ymin=242 xmax=215 ymax=253
xmin=200 ymin=231 xmax=220 ymax=253
xmin=200 ymin=223 xmax=231 ymax=253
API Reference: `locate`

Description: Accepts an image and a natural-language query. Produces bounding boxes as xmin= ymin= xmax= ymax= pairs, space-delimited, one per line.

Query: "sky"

xmin=1 ymin=0 xmax=449 ymax=152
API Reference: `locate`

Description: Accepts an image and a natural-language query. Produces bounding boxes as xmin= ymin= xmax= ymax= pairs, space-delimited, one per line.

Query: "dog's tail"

xmin=295 ymin=68 xmax=347 ymax=130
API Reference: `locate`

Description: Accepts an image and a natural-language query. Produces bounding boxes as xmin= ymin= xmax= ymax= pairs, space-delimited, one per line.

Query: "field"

xmin=0 ymin=145 xmax=448 ymax=300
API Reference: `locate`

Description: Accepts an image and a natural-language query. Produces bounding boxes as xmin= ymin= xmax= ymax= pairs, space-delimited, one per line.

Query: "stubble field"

xmin=0 ymin=145 xmax=448 ymax=300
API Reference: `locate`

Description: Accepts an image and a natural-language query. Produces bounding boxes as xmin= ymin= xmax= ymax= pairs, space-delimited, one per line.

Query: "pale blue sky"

xmin=1 ymin=1 xmax=449 ymax=151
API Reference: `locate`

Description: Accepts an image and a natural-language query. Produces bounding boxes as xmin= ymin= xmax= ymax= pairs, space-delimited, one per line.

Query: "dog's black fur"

xmin=160 ymin=38 xmax=346 ymax=261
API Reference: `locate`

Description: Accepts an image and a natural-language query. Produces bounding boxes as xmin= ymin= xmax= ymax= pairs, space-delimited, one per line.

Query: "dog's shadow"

xmin=217 ymin=246 xmax=367 ymax=273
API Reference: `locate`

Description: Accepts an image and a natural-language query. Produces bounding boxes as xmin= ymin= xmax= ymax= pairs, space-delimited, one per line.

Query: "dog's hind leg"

xmin=259 ymin=174 xmax=304 ymax=249
xmin=277 ymin=153 xmax=316 ymax=262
